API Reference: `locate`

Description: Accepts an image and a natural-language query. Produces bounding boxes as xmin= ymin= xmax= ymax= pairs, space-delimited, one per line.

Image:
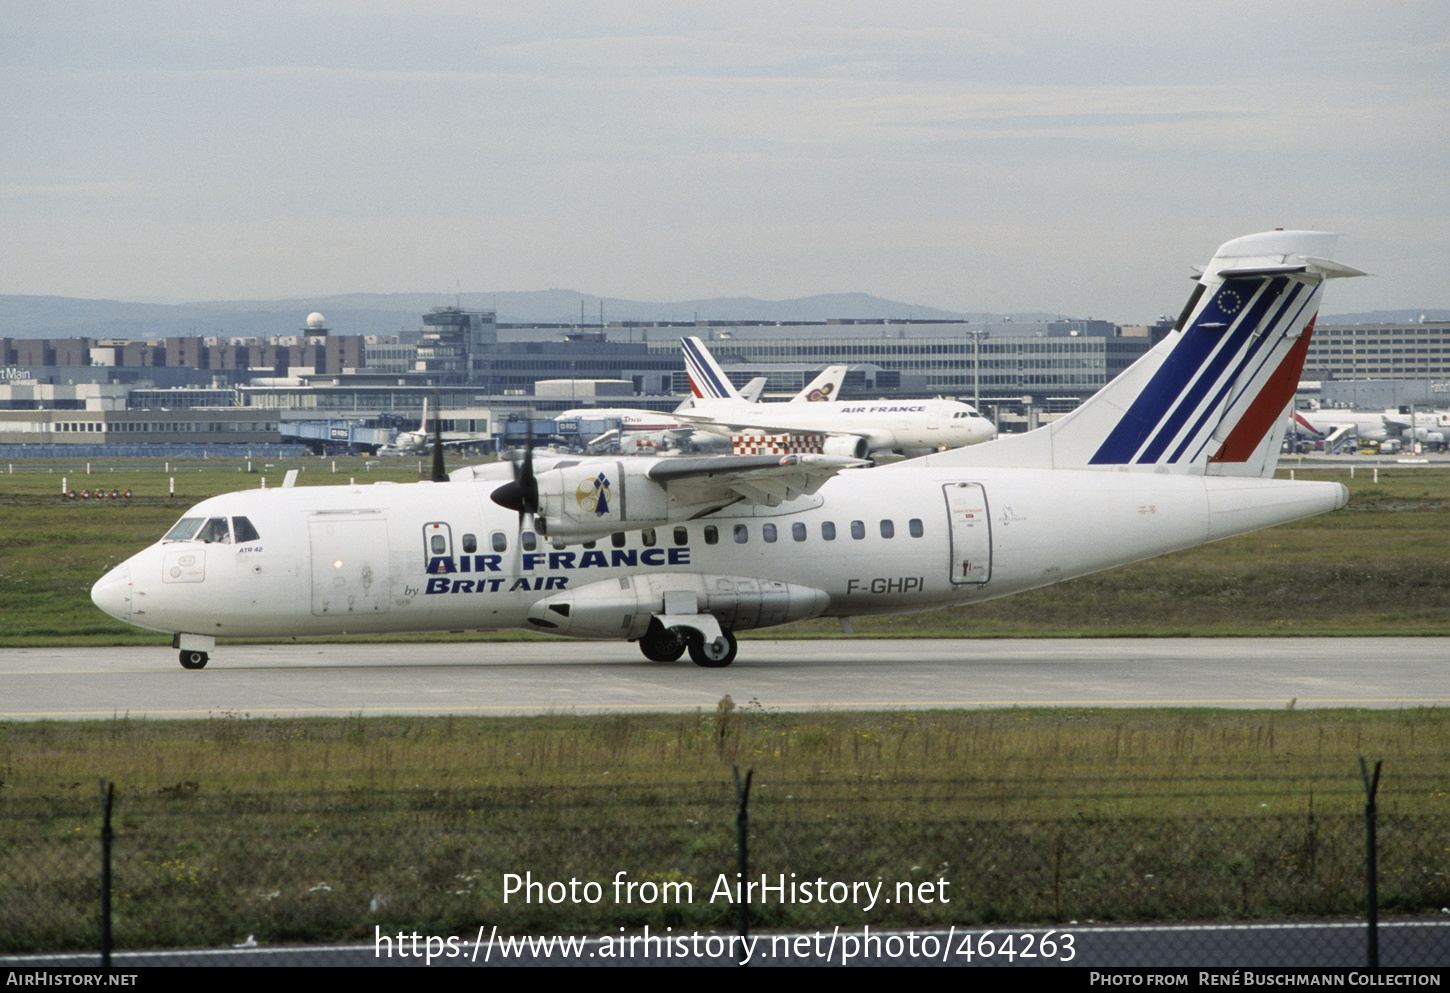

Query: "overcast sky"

xmin=3 ymin=2 xmax=1446 ymax=321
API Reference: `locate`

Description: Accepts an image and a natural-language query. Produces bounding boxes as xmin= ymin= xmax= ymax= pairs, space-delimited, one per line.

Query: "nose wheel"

xmin=179 ymin=650 xmax=209 ymax=670
xmin=687 ymin=630 xmax=737 ymax=668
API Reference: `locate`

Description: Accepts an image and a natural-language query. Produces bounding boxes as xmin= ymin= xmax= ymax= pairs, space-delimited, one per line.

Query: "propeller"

xmin=429 ymin=399 xmax=447 ymax=483
xmin=489 ymin=424 xmax=541 ymax=530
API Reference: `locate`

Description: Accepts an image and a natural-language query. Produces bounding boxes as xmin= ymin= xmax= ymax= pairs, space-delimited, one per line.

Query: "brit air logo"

xmin=577 ymin=472 xmax=611 ymax=516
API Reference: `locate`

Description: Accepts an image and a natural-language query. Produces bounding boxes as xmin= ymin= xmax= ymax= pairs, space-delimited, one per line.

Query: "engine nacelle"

xmin=822 ymin=434 xmax=871 ymax=459
xmin=532 ymin=460 xmax=705 ymax=540
xmin=525 ymin=573 xmax=830 ymax=640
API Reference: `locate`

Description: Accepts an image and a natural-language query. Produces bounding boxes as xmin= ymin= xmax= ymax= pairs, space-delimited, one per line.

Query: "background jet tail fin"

xmin=917 ymin=230 xmax=1364 ymax=478
xmin=739 ymin=377 xmax=768 ymax=402
xmin=681 ymin=337 xmax=743 ymax=400
xmin=791 ymin=365 xmax=848 ymax=402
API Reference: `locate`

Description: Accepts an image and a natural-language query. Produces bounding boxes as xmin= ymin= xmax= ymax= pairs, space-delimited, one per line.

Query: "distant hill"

xmin=0 ymin=292 xmax=1064 ymax=341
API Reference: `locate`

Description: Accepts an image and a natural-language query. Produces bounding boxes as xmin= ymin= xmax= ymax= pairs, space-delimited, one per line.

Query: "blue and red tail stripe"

xmin=1089 ymin=275 xmax=1310 ymax=466
xmin=681 ymin=338 xmax=735 ymax=400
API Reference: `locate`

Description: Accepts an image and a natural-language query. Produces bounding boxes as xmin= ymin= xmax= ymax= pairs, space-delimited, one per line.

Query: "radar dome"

xmin=306 ymin=312 xmax=326 ymax=329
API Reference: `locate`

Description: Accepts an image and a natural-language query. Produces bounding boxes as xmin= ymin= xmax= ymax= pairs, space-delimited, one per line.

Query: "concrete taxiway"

xmin=2 ymin=638 xmax=1444 ymax=720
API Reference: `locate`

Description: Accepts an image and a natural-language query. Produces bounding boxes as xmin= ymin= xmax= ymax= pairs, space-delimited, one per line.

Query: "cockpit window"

xmin=163 ymin=518 xmax=205 ymax=541
xmin=196 ymin=517 xmax=232 ymax=543
xmin=164 ymin=516 xmax=256 ymax=543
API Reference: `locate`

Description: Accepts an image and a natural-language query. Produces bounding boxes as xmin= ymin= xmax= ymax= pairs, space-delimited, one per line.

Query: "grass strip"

xmin=2 ymin=707 xmax=1445 ymax=950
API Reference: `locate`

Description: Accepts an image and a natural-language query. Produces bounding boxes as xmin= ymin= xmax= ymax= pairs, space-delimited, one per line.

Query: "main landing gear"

xmin=638 ymin=621 xmax=688 ymax=662
xmin=637 ymin=621 xmax=738 ymax=667
xmin=179 ymin=650 xmax=209 ymax=670
xmin=688 ymin=630 xmax=737 ymax=668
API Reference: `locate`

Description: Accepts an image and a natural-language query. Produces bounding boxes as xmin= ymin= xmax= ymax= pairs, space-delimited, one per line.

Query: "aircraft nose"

xmin=91 ymin=563 xmax=132 ymax=623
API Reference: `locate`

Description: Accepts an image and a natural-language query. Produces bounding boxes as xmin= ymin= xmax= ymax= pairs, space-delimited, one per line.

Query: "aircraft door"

xmin=423 ymin=522 xmax=454 ymax=572
xmin=943 ymin=482 xmax=991 ymax=585
xmin=309 ymin=516 xmax=392 ymax=616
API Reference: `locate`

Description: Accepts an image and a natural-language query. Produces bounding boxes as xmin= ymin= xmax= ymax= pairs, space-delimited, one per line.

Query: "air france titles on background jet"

xmin=92 ymin=230 xmax=1364 ymax=669
xmin=675 ymin=337 xmax=996 ymax=458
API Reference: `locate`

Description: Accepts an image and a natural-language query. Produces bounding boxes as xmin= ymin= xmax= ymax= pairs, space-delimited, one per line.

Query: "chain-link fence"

xmin=3 ymin=768 xmax=1447 ymax=967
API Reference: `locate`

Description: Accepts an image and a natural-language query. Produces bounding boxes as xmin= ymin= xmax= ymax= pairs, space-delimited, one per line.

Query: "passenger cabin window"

xmin=821 ymin=521 xmax=836 ymax=541
xmin=522 ymin=530 xmax=538 ymax=552
xmin=763 ymin=523 xmax=777 ymax=543
xmin=641 ymin=528 xmax=657 ymax=547
xmin=673 ymin=526 xmax=688 ymax=546
xmin=232 ymin=517 xmax=260 ymax=543
xmin=792 ymin=522 xmax=806 ymax=542
xmin=612 ymin=532 xmax=627 ymax=548
xmin=430 ymin=534 xmax=447 ymax=555
xmin=880 ymin=520 xmax=894 ymax=539
xmin=704 ymin=525 xmax=719 ymax=545
xmin=491 ymin=532 xmax=508 ymax=553
xmin=850 ymin=520 xmax=865 ymax=540
xmin=734 ymin=524 xmax=749 ymax=544
xmin=462 ymin=533 xmax=478 ymax=553
xmin=909 ymin=518 xmax=924 ymax=538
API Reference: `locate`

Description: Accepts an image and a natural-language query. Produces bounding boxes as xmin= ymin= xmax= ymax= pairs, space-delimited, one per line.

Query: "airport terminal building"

xmin=3 ymin=310 xmax=1447 ymax=450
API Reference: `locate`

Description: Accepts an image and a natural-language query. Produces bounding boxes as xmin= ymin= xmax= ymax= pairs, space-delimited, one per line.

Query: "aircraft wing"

xmin=645 ymin=453 xmax=868 ymax=508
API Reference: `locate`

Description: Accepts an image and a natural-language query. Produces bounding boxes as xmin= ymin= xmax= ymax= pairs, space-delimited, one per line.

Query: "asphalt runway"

xmin=3 ymin=637 xmax=1445 ymax=720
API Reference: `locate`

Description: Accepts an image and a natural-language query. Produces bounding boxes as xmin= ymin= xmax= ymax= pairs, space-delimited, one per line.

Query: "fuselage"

xmin=91 ymin=465 xmax=1346 ymax=642
xmin=682 ymin=397 xmax=995 ymax=452
xmin=556 ymin=408 xmax=691 ymax=432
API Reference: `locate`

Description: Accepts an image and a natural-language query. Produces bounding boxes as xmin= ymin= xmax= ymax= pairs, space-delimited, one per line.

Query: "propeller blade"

xmin=429 ymin=401 xmax=447 ymax=482
xmin=514 ymin=425 xmax=539 ymax=527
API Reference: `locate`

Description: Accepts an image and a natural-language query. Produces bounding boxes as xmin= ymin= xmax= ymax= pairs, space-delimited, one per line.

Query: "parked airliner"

xmin=676 ymin=336 xmax=996 ymax=457
xmin=378 ymin=400 xmax=492 ymax=456
xmin=92 ymin=230 xmax=1363 ymax=669
xmin=1293 ymin=407 xmax=1448 ymax=448
xmin=556 ymin=366 xmax=848 ymax=454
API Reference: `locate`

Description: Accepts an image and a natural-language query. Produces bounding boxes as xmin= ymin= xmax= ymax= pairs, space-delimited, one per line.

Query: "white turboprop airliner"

xmin=556 ymin=366 xmax=849 ymax=454
xmin=93 ymin=230 xmax=1363 ymax=669
xmin=675 ymin=336 xmax=996 ymax=458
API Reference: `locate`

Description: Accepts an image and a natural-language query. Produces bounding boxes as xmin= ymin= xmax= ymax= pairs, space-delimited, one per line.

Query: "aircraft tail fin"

xmin=681 ymin=337 xmax=743 ymax=401
xmin=791 ymin=365 xmax=848 ymax=403
xmin=920 ymin=230 xmax=1365 ymax=478
xmin=739 ymin=377 xmax=768 ymax=402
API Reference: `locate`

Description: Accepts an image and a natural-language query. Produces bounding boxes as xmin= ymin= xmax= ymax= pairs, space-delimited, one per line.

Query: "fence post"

xmin=100 ymin=778 xmax=114 ymax=969
xmin=732 ymin=764 xmax=754 ymax=965
xmin=1359 ymin=756 xmax=1382 ymax=969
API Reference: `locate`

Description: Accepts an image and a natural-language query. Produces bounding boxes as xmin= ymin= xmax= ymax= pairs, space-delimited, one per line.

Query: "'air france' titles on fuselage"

xmin=423 ymin=545 xmax=694 ymax=595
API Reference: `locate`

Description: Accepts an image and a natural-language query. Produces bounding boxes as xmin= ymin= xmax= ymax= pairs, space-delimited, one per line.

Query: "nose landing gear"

xmin=179 ymin=650 xmax=209 ymax=670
